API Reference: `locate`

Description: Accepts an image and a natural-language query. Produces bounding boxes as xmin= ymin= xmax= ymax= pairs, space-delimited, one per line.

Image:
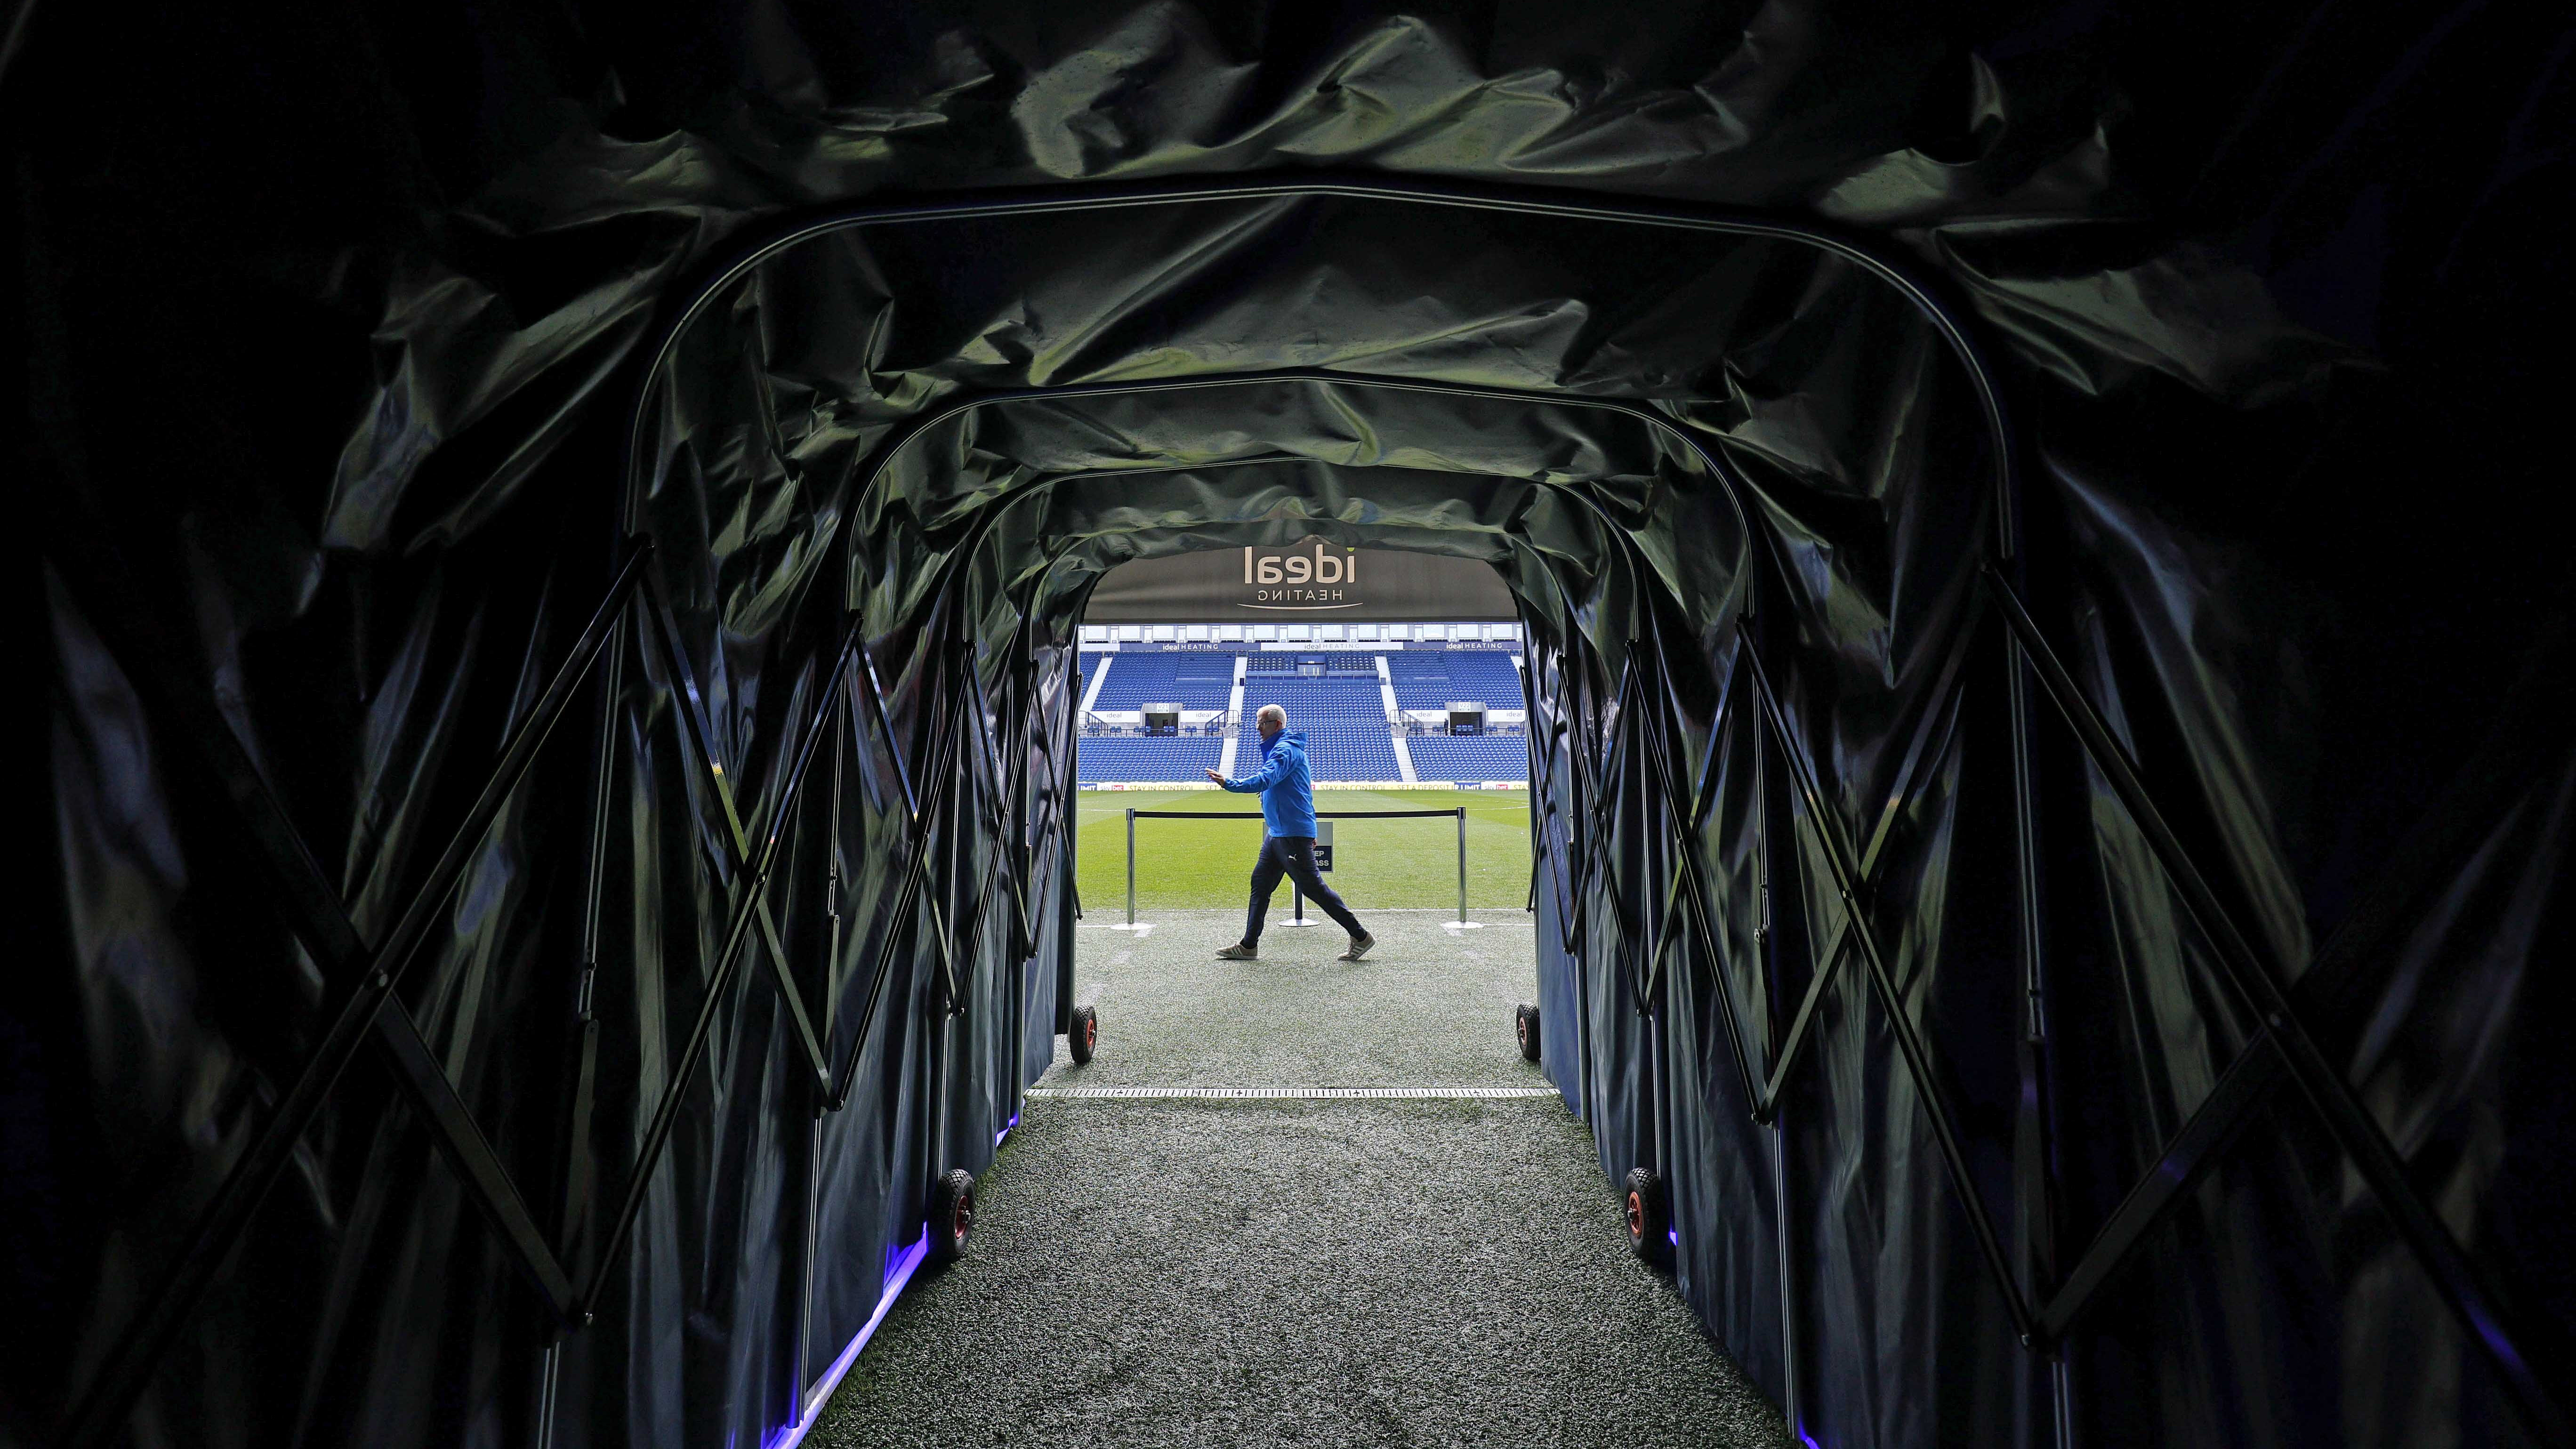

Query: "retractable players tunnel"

xmin=20 ymin=8 xmax=2574 ymax=1449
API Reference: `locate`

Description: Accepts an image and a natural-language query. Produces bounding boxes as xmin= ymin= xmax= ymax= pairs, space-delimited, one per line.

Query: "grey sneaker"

xmin=1216 ymin=942 xmax=1258 ymax=960
xmin=1338 ymin=933 xmax=1376 ymax=962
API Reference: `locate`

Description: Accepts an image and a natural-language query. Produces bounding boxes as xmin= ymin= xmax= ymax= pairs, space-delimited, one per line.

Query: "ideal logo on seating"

xmin=1242 ymin=544 xmax=1359 ymax=608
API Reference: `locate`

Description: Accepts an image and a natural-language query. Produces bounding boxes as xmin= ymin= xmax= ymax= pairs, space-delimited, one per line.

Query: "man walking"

xmin=1204 ymin=704 xmax=1375 ymax=961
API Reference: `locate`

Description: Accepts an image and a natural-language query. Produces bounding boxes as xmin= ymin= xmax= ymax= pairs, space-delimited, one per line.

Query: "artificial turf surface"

xmin=1073 ymin=788 xmax=1534 ymax=913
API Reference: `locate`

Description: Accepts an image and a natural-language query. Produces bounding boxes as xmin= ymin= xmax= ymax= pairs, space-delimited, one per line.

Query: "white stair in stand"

xmin=1379 ymin=654 xmax=1417 ymax=783
xmin=1216 ymin=653 xmax=1248 ymax=776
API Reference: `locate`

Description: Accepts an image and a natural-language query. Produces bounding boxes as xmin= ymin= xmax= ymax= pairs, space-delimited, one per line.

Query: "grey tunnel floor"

xmin=807 ymin=909 xmax=1787 ymax=1449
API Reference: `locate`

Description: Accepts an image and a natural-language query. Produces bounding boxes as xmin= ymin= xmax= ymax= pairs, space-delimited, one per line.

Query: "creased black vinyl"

xmin=15 ymin=4 xmax=2572 ymax=1449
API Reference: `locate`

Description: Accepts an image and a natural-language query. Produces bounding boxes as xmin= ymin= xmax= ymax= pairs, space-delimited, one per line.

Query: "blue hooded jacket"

xmin=1221 ymin=728 xmax=1318 ymax=837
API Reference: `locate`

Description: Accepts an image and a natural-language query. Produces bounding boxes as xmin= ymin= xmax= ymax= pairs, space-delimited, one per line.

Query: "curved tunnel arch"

xmin=839 ymin=373 xmax=1766 ymax=614
xmin=614 ymin=180 xmax=2018 ymax=861
xmin=616 ymin=173 xmax=2025 ymax=558
xmin=589 ymin=173 xmax=2560 ymax=1447
xmin=597 ymin=177 xmax=2045 ymax=1449
xmin=44 ymin=142 xmax=2554 ymax=1449
xmin=33 ymin=12 xmax=2573 ymax=1448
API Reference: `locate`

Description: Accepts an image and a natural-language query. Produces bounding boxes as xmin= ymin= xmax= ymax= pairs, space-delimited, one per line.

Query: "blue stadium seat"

xmin=1075 ymin=735 xmax=1224 ymax=781
xmin=1088 ymin=652 xmax=1237 ymax=710
xmin=1237 ymin=675 xmax=1400 ymax=781
xmin=1407 ymin=733 xmax=1531 ymax=782
xmin=1386 ymin=650 xmax=1524 ymax=709
xmin=1079 ymin=652 xmax=1525 ymax=783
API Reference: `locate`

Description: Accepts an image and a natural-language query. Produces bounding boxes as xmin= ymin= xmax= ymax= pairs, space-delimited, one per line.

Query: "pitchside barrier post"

xmin=1123 ymin=807 xmax=1482 ymax=929
xmin=1110 ymin=807 xmax=1148 ymax=931
xmin=1456 ymin=806 xmax=1477 ymax=929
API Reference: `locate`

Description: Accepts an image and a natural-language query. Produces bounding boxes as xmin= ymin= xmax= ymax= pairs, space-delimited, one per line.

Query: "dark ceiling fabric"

xmin=14 ymin=3 xmax=2574 ymax=1449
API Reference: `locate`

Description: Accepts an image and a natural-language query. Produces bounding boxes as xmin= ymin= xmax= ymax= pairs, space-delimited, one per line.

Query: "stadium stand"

xmin=1237 ymin=676 xmax=1401 ymax=780
xmin=1071 ymin=643 xmax=1528 ymax=783
xmin=1090 ymin=651 xmax=1237 ymax=709
xmin=1387 ymin=650 xmax=1524 ymax=708
xmin=1240 ymin=652 xmax=1371 ymax=676
xmin=1075 ymin=734 xmax=1224 ymax=781
xmin=1407 ymin=733 xmax=1530 ymax=782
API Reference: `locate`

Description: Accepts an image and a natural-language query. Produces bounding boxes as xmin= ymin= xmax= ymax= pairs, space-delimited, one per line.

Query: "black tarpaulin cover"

xmin=13 ymin=4 xmax=2573 ymax=1449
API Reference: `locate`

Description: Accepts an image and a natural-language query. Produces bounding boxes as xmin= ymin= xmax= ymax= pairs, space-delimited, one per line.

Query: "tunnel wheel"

xmin=1068 ymin=1005 xmax=1098 ymax=1064
xmin=1514 ymin=1003 xmax=1542 ymax=1062
xmin=1625 ymin=1167 xmax=1670 ymax=1265
xmin=929 ymin=1168 xmax=976 ymax=1265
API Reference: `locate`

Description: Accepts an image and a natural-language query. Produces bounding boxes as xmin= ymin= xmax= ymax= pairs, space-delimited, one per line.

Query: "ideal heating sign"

xmin=1243 ymin=543 xmax=1360 ymax=609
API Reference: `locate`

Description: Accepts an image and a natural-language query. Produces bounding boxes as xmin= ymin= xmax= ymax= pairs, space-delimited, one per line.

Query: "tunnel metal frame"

xmin=52 ymin=173 xmax=2568 ymax=1449
xmin=46 ymin=538 xmax=650 ymax=1449
xmin=586 ymin=176 xmax=2576 ymax=1446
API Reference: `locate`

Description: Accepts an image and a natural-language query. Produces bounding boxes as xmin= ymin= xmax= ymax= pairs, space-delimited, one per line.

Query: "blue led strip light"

xmin=764 ymin=1229 xmax=935 ymax=1449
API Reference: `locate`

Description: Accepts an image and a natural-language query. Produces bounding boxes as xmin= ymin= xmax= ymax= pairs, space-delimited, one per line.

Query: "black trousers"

xmin=1242 ymin=834 xmax=1366 ymax=943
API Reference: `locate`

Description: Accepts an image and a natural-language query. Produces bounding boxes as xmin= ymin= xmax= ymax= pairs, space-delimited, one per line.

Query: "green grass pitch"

xmin=1072 ymin=789 xmax=1534 ymax=915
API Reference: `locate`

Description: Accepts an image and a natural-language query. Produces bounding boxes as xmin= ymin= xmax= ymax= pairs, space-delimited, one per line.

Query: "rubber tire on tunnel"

xmin=929 ymin=1168 xmax=976 ymax=1265
xmin=1625 ymin=1167 xmax=1671 ymax=1266
xmin=1515 ymin=1003 xmax=1542 ymax=1062
xmin=1068 ymin=1005 xmax=1098 ymax=1064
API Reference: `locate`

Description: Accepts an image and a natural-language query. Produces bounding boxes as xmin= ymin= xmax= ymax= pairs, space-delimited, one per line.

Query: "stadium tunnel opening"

xmin=770 ymin=427 xmax=1778 ymax=1440
xmin=39 ymin=177 xmax=2136 ymax=1449
xmin=35 ymin=138 xmax=2571 ymax=1449
xmin=589 ymin=184 xmax=2011 ymax=1441
xmin=817 ymin=373 xmax=1769 ymax=1148
xmin=524 ymin=181 xmax=2563 ymax=1448
xmin=755 ymin=365 xmax=1776 ymax=1037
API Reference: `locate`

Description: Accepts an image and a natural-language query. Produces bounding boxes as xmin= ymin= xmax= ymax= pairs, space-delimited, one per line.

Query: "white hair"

xmin=1256 ymin=703 xmax=1287 ymax=728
